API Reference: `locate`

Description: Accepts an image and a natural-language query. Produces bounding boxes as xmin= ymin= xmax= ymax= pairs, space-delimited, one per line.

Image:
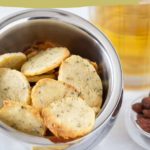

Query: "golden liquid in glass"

xmin=91 ymin=5 xmax=150 ymax=89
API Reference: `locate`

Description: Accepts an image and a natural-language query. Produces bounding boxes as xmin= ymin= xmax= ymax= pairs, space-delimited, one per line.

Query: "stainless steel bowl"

xmin=0 ymin=9 xmax=123 ymax=149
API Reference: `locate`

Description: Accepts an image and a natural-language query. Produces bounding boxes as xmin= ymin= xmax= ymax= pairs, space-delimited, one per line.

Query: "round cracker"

xmin=0 ymin=52 xmax=27 ymax=70
xmin=26 ymin=74 xmax=56 ymax=83
xmin=21 ymin=47 xmax=70 ymax=76
xmin=42 ymin=97 xmax=95 ymax=139
xmin=58 ymin=55 xmax=103 ymax=114
xmin=31 ymin=78 xmax=80 ymax=109
xmin=0 ymin=100 xmax=46 ymax=136
xmin=0 ymin=68 xmax=31 ymax=107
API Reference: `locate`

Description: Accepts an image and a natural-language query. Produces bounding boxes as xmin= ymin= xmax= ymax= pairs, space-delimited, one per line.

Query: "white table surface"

xmin=0 ymin=6 xmax=149 ymax=150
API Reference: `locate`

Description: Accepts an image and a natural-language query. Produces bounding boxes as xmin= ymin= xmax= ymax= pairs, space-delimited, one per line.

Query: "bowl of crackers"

xmin=0 ymin=9 xmax=123 ymax=149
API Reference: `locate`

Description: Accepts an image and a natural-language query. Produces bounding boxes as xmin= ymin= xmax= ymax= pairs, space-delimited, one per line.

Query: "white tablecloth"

xmin=0 ymin=6 xmax=148 ymax=150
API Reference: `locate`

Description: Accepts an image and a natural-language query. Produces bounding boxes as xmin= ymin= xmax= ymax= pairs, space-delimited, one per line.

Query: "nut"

xmin=143 ymin=109 xmax=150 ymax=118
xmin=132 ymin=103 xmax=143 ymax=113
xmin=136 ymin=117 xmax=150 ymax=133
xmin=142 ymin=97 xmax=150 ymax=109
xmin=137 ymin=114 xmax=144 ymax=120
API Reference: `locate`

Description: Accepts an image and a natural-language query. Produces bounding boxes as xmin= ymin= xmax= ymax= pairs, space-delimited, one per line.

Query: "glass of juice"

xmin=90 ymin=4 xmax=150 ymax=89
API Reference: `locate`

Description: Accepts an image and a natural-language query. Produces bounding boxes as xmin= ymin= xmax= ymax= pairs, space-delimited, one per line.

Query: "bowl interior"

xmin=0 ymin=19 xmax=110 ymax=109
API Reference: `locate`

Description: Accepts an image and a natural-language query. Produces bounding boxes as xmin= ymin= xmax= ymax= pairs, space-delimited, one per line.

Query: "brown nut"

xmin=137 ymin=114 xmax=145 ymax=120
xmin=132 ymin=103 xmax=143 ymax=113
xmin=136 ymin=117 xmax=150 ymax=133
xmin=142 ymin=97 xmax=150 ymax=109
xmin=143 ymin=109 xmax=150 ymax=118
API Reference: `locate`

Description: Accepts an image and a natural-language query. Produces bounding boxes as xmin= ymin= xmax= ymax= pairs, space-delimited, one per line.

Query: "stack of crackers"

xmin=0 ymin=41 xmax=103 ymax=140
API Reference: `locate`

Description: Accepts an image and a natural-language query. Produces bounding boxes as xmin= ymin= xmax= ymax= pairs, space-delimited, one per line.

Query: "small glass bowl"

xmin=125 ymin=93 xmax=150 ymax=150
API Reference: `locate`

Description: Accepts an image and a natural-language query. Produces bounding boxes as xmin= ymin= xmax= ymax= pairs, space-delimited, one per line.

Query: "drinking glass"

xmin=90 ymin=4 xmax=150 ymax=89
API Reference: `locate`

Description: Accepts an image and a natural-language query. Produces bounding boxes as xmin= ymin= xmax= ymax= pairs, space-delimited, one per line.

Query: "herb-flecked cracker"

xmin=42 ymin=97 xmax=95 ymax=139
xmin=0 ymin=101 xmax=46 ymax=136
xmin=31 ymin=78 xmax=80 ymax=109
xmin=0 ymin=68 xmax=31 ymax=107
xmin=26 ymin=74 xmax=56 ymax=83
xmin=21 ymin=47 xmax=70 ymax=76
xmin=58 ymin=55 xmax=103 ymax=114
xmin=0 ymin=52 xmax=26 ymax=70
